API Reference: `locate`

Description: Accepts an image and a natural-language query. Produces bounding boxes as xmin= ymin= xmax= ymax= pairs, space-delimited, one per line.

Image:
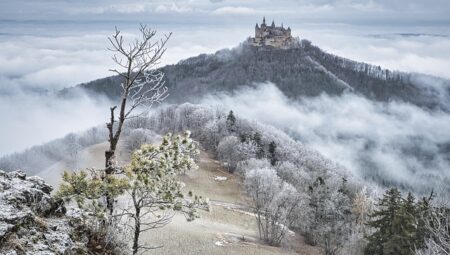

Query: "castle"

xmin=249 ymin=17 xmax=297 ymax=48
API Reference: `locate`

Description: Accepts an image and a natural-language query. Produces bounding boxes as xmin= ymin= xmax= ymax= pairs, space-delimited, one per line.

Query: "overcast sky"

xmin=1 ymin=0 xmax=450 ymax=155
xmin=2 ymin=0 xmax=450 ymax=25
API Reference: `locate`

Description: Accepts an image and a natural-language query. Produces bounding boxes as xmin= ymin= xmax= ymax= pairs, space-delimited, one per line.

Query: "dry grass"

xmin=140 ymin=150 xmax=322 ymax=255
xmin=37 ymin=142 xmax=321 ymax=255
xmin=179 ymin=151 xmax=250 ymax=205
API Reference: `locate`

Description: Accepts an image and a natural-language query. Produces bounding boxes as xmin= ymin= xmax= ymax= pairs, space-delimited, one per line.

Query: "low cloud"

xmin=0 ymin=90 xmax=111 ymax=156
xmin=300 ymin=28 xmax=450 ymax=79
xmin=202 ymin=83 xmax=450 ymax=193
xmin=0 ymin=34 xmax=112 ymax=91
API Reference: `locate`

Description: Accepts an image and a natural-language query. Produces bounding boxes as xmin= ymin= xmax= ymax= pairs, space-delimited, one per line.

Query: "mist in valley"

xmin=202 ymin=82 xmax=450 ymax=193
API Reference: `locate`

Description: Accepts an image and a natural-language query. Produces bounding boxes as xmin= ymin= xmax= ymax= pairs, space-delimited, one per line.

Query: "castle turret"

xmin=255 ymin=23 xmax=261 ymax=38
xmin=271 ymin=20 xmax=275 ymax=27
xmin=262 ymin=17 xmax=266 ymax=25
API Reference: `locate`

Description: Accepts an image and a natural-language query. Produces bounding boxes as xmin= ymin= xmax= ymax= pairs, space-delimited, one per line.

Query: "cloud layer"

xmin=0 ymin=91 xmax=111 ymax=156
xmin=203 ymin=83 xmax=450 ymax=193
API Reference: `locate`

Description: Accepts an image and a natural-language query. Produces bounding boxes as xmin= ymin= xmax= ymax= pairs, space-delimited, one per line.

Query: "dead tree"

xmin=105 ymin=25 xmax=171 ymax=214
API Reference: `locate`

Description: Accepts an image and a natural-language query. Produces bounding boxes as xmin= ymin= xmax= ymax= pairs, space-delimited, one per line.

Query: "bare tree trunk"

xmin=104 ymin=25 xmax=170 ymax=215
xmin=132 ymin=206 xmax=141 ymax=255
xmin=105 ymin=106 xmax=118 ymax=215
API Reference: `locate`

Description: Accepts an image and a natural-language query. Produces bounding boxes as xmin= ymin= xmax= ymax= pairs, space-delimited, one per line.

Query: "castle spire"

xmin=271 ymin=20 xmax=275 ymax=27
xmin=262 ymin=16 xmax=266 ymax=25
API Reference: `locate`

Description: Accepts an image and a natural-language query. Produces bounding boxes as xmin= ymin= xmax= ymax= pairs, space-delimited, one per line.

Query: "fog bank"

xmin=202 ymin=83 xmax=450 ymax=192
xmin=0 ymin=91 xmax=111 ymax=156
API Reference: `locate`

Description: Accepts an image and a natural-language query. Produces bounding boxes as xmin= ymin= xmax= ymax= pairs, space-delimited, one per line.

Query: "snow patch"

xmin=214 ymin=176 xmax=228 ymax=182
xmin=214 ymin=241 xmax=225 ymax=247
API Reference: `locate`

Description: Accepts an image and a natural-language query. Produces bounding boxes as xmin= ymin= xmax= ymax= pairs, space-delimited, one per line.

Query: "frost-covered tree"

xmin=302 ymin=176 xmax=353 ymax=255
xmin=341 ymin=187 xmax=374 ymax=255
xmin=245 ymin=167 xmax=300 ymax=246
xmin=124 ymin=128 xmax=160 ymax=154
xmin=414 ymin=195 xmax=450 ymax=255
xmin=65 ymin=133 xmax=81 ymax=169
xmin=104 ymin=25 xmax=171 ymax=214
xmin=217 ymin=136 xmax=241 ymax=171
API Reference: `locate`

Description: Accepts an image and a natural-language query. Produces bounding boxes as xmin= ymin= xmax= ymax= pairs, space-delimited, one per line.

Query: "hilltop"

xmin=60 ymin=39 xmax=450 ymax=112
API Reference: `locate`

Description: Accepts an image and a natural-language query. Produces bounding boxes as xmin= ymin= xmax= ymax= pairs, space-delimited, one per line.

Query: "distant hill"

xmin=60 ymin=39 xmax=450 ymax=111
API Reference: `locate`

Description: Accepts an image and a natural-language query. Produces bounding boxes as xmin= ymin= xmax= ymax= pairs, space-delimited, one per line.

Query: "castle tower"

xmin=255 ymin=23 xmax=261 ymax=38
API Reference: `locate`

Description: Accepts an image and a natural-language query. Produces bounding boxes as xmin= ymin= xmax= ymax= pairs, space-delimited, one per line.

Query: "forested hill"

xmin=60 ymin=39 xmax=450 ymax=111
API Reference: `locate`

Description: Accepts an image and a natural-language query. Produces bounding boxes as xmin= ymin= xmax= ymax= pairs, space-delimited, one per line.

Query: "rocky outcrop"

xmin=0 ymin=170 xmax=83 ymax=255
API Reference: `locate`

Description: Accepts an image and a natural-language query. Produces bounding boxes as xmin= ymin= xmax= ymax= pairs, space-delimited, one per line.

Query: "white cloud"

xmin=154 ymin=3 xmax=192 ymax=13
xmin=0 ymin=91 xmax=111 ymax=155
xmin=0 ymin=34 xmax=112 ymax=90
xmin=300 ymin=28 xmax=450 ymax=79
xmin=212 ymin=6 xmax=261 ymax=15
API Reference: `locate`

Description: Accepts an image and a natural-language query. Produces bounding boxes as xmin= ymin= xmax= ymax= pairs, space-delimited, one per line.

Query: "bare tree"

xmin=245 ymin=167 xmax=300 ymax=246
xmin=415 ymin=194 xmax=450 ymax=255
xmin=65 ymin=133 xmax=81 ymax=169
xmin=105 ymin=25 xmax=171 ymax=214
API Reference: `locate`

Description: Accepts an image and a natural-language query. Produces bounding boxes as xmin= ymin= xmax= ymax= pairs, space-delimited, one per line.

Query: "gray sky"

xmin=2 ymin=0 xmax=450 ymax=25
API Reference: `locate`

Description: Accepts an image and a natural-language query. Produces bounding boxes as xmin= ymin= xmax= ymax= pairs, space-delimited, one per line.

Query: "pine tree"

xmin=414 ymin=194 xmax=433 ymax=250
xmin=268 ymin=141 xmax=277 ymax=166
xmin=226 ymin=110 xmax=236 ymax=133
xmin=252 ymin=132 xmax=264 ymax=159
xmin=364 ymin=188 xmax=402 ymax=255
xmin=384 ymin=192 xmax=417 ymax=255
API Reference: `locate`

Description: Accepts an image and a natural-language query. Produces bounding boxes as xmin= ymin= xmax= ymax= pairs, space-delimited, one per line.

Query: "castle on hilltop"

xmin=249 ymin=17 xmax=297 ymax=48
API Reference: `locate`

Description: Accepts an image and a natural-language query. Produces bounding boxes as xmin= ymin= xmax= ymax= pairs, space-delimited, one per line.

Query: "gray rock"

xmin=0 ymin=170 xmax=84 ymax=254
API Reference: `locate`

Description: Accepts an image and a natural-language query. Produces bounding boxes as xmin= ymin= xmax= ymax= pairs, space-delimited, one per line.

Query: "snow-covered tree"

xmin=217 ymin=135 xmax=241 ymax=171
xmin=414 ymin=196 xmax=450 ymax=255
xmin=245 ymin=167 xmax=300 ymax=246
xmin=65 ymin=133 xmax=81 ymax=169
xmin=124 ymin=128 xmax=160 ymax=154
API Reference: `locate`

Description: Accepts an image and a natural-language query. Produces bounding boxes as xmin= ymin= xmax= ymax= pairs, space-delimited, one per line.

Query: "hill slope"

xmin=61 ymin=40 xmax=450 ymax=111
